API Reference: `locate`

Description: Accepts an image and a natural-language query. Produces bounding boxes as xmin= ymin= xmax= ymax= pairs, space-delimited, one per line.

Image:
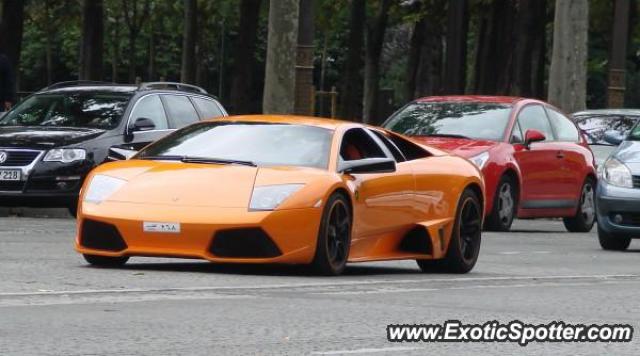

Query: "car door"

xmin=161 ymin=94 xmax=201 ymax=129
xmin=126 ymin=94 xmax=172 ymax=150
xmin=546 ymin=107 xmax=585 ymax=200
xmin=340 ymin=128 xmax=415 ymax=240
xmin=512 ymin=104 xmax=567 ymax=209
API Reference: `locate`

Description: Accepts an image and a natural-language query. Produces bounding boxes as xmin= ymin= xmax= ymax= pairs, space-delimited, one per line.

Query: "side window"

xmin=129 ymin=95 xmax=169 ymax=130
xmin=192 ymin=97 xmax=224 ymax=119
xmin=340 ymin=128 xmax=386 ymax=161
xmin=510 ymin=120 xmax=523 ymax=143
xmin=547 ymin=108 xmax=579 ymax=142
xmin=387 ymin=133 xmax=430 ymax=161
xmin=369 ymin=129 xmax=406 ymax=162
xmin=517 ymin=104 xmax=554 ymax=141
xmin=162 ymin=95 xmax=200 ymax=128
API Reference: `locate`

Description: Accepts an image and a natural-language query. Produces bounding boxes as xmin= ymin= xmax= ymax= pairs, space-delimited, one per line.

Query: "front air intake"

xmin=209 ymin=228 xmax=282 ymax=258
xmin=80 ymin=219 xmax=128 ymax=252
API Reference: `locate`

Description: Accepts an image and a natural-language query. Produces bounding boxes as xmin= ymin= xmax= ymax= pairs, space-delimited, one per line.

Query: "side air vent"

xmin=80 ymin=219 xmax=128 ymax=252
xmin=398 ymin=226 xmax=432 ymax=255
xmin=209 ymin=228 xmax=282 ymax=258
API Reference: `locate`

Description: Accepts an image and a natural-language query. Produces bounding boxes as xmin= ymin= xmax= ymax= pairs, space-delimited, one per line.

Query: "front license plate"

xmin=0 ymin=169 xmax=21 ymax=181
xmin=143 ymin=222 xmax=181 ymax=234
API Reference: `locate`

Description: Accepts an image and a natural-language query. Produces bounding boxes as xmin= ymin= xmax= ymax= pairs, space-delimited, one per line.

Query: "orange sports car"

xmin=75 ymin=115 xmax=485 ymax=275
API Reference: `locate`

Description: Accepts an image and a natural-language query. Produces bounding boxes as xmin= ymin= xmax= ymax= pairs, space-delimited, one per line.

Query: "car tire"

xmin=83 ymin=254 xmax=129 ymax=267
xmin=68 ymin=203 xmax=78 ymax=218
xmin=563 ymin=178 xmax=596 ymax=233
xmin=484 ymin=175 xmax=516 ymax=232
xmin=598 ymin=225 xmax=631 ymax=251
xmin=417 ymin=188 xmax=482 ymax=274
xmin=312 ymin=193 xmax=352 ymax=276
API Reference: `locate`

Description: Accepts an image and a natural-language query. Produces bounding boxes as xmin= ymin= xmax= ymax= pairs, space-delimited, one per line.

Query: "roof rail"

xmin=139 ymin=82 xmax=207 ymax=94
xmin=43 ymin=81 xmax=116 ymax=91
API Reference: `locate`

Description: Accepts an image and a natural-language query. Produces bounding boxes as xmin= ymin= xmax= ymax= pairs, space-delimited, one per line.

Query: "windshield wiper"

xmin=140 ymin=155 xmax=256 ymax=167
xmin=181 ymin=156 xmax=257 ymax=167
xmin=425 ymin=133 xmax=472 ymax=139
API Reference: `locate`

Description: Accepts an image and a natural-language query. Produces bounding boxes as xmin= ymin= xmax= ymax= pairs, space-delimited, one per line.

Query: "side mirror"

xmin=129 ymin=117 xmax=156 ymax=132
xmin=107 ymin=146 xmax=138 ymax=161
xmin=524 ymin=129 xmax=546 ymax=148
xmin=603 ymin=130 xmax=625 ymax=146
xmin=338 ymin=158 xmax=396 ymax=174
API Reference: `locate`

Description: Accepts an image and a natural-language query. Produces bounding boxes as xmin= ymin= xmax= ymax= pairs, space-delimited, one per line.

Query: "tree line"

xmin=0 ymin=0 xmax=637 ymax=123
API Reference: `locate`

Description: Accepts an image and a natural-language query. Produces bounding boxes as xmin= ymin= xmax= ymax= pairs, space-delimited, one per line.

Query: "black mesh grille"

xmin=80 ymin=219 xmax=128 ymax=252
xmin=633 ymin=176 xmax=640 ymax=189
xmin=0 ymin=150 xmax=41 ymax=167
xmin=209 ymin=228 xmax=282 ymax=258
xmin=398 ymin=226 xmax=433 ymax=255
xmin=0 ymin=181 xmax=24 ymax=191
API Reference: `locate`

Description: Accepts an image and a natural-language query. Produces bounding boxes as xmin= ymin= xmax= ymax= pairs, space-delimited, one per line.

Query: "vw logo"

xmin=0 ymin=151 xmax=7 ymax=164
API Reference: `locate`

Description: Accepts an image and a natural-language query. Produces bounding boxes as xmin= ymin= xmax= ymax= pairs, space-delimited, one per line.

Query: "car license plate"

xmin=143 ymin=222 xmax=181 ymax=234
xmin=0 ymin=169 xmax=21 ymax=181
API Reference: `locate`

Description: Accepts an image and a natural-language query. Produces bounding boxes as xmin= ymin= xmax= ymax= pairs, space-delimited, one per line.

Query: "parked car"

xmin=596 ymin=121 xmax=640 ymax=250
xmin=572 ymin=109 xmax=640 ymax=166
xmin=75 ymin=115 xmax=485 ymax=275
xmin=0 ymin=81 xmax=227 ymax=215
xmin=383 ymin=96 xmax=597 ymax=233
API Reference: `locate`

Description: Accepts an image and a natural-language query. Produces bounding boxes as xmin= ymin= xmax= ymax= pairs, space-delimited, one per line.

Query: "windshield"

xmin=0 ymin=92 xmax=131 ymax=130
xmin=573 ymin=115 xmax=637 ymax=145
xmin=384 ymin=102 xmax=512 ymax=141
xmin=138 ymin=122 xmax=334 ymax=169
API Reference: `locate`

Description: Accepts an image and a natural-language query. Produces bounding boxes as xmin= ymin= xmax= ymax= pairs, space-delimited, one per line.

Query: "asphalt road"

xmin=1 ymin=217 xmax=639 ymax=355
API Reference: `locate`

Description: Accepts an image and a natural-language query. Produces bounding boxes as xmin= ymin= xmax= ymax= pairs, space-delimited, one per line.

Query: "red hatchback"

xmin=383 ymin=96 xmax=597 ymax=232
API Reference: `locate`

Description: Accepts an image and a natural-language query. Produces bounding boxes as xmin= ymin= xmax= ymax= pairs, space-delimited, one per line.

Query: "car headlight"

xmin=83 ymin=175 xmax=127 ymax=204
xmin=469 ymin=151 xmax=490 ymax=169
xmin=249 ymin=184 xmax=304 ymax=211
xmin=602 ymin=158 xmax=633 ymax=188
xmin=43 ymin=148 xmax=86 ymax=163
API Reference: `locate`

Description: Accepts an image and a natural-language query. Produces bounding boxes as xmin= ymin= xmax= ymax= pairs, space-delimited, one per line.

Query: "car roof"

xmin=36 ymin=81 xmax=216 ymax=98
xmin=415 ymin=95 xmax=525 ymax=105
xmin=43 ymin=85 xmax=139 ymax=94
xmin=571 ymin=109 xmax=640 ymax=117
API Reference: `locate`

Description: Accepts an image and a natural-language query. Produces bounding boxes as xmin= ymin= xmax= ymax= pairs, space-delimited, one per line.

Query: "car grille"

xmin=80 ymin=219 xmax=128 ymax=252
xmin=0 ymin=181 xmax=25 ymax=192
xmin=209 ymin=228 xmax=282 ymax=258
xmin=633 ymin=176 xmax=640 ymax=189
xmin=0 ymin=150 xmax=42 ymax=167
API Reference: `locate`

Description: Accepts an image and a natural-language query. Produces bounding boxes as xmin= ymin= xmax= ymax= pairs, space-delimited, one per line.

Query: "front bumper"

xmin=75 ymin=201 xmax=323 ymax=264
xmin=0 ymin=159 xmax=92 ymax=207
xmin=596 ymin=180 xmax=640 ymax=238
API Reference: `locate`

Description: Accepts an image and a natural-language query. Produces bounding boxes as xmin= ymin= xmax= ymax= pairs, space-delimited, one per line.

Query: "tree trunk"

xmin=473 ymin=0 xmax=516 ymax=95
xmin=80 ymin=0 xmax=104 ymax=80
xmin=339 ymin=0 xmax=365 ymax=121
xmin=112 ymin=14 xmax=121 ymax=82
xmin=262 ymin=0 xmax=299 ymax=114
xmin=414 ymin=0 xmax=446 ymax=98
xmin=229 ymin=0 xmax=263 ymax=114
xmin=548 ymin=0 xmax=588 ymax=113
xmin=128 ymin=30 xmax=136 ymax=82
xmin=405 ymin=11 xmax=425 ymax=101
xmin=363 ymin=0 xmax=391 ymax=124
xmin=511 ymin=0 xmax=546 ymax=97
xmin=180 ymin=0 xmax=197 ymax=84
xmin=443 ymin=0 xmax=468 ymax=94
xmin=294 ymin=0 xmax=314 ymax=116
xmin=148 ymin=28 xmax=155 ymax=81
xmin=0 ymin=0 xmax=25 ymax=92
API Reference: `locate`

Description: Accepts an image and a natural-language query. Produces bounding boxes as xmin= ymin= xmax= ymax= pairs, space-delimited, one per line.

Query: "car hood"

xmin=96 ymin=161 xmax=328 ymax=208
xmin=615 ymin=141 xmax=640 ymax=164
xmin=0 ymin=126 xmax=107 ymax=148
xmin=409 ymin=136 xmax=499 ymax=158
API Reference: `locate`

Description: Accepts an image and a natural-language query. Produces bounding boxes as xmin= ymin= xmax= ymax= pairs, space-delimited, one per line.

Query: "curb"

xmin=0 ymin=207 xmax=72 ymax=218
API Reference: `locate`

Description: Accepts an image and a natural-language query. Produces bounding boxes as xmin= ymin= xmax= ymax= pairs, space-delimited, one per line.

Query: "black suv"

xmin=0 ymin=81 xmax=227 ymax=214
